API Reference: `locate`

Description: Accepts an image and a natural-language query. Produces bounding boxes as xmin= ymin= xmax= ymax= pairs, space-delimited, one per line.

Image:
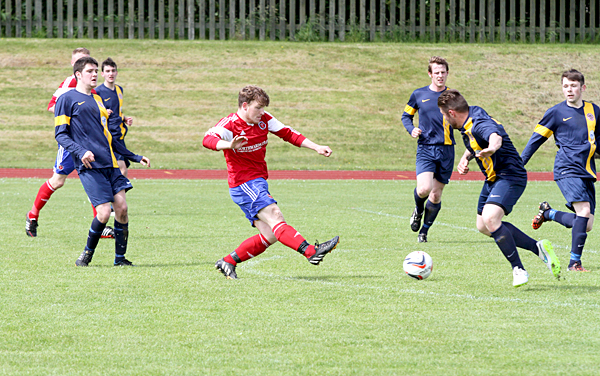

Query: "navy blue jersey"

xmin=521 ymin=100 xmax=600 ymax=181
xmin=54 ymin=90 xmax=141 ymax=172
xmin=402 ymin=86 xmax=455 ymax=145
xmin=95 ymin=83 xmax=128 ymax=140
xmin=460 ymin=106 xmax=527 ymax=182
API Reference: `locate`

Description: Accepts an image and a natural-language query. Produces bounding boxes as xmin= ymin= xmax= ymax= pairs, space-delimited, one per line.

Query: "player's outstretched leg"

xmin=215 ymin=234 xmax=271 ymax=279
xmin=536 ymin=239 xmax=561 ymax=280
xmin=307 ymin=236 xmax=340 ymax=265
xmin=272 ymin=221 xmax=339 ymax=265
xmin=215 ymin=259 xmax=238 ymax=279
xmin=25 ymin=214 xmax=39 ymax=237
xmin=532 ymin=201 xmax=552 ymax=229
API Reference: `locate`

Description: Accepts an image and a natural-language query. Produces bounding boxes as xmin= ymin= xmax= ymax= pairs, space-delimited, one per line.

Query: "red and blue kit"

xmin=203 ymin=111 xmax=306 ymax=187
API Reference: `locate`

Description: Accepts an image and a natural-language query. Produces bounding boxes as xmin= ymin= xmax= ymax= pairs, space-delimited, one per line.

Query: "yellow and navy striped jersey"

xmin=54 ymin=89 xmax=140 ymax=172
xmin=460 ymin=106 xmax=527 ymax=182
xmin=401 ymin=86 xmax=455 ymax=146
xmin=521 ymin=100 xmax=600 ymax=181
xmin=95 ymin=84 xmax=127 ymax=140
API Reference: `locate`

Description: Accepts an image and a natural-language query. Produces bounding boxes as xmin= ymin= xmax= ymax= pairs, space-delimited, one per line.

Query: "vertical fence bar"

xmin=400 ymin=0 xmax=407 ymax=39
xmin=591 ymin=0 xmax=596 ymax=42
xmin=380 ymin=0 xmax=385 ymax=40
xmin=269 ymin=0 xmax=275 ymax=40
xmin=259 ymin=0 xmax=265 ymax=40
xmin=509 ymin=0 xmax=515 ymax=42
xmin=500 ymin=0 xmax=505 ymax=42
xmin=249 ymin=0 xmax=255 ymax=39
xmin=138 ymin=0 xmax=145 ymax=39
xmin=288 ymin=0 xmax=294 ymax=40
xmin=26 ymin=0 xmax=31 ymax=37
xmin=5 ymin=0 xmax=12 ymax=37
xmin=220 ymin=0 xmax=226 ymax=40
xmin=390 ymin=0 xmax=396 ymax=39
xmin=67 ymin=0 xmax=73 ymax=38
xmin=478 ymin=0 xmax=484 ymax=42
xmin=88 ymin=0 xmax=94 ymax=38
xmin=459 ymin=0 xmax=465 ymax=42
xmin=208 ymin=0 xmax=214 ymax=39
xmin=169 ymin=0 xmax=175 ymax=39
xmin=46 ymin=0 xmax=53 ymax=37
xmin=350 ymin=0 xmax=356 ymax=33
xmin=178 ymin=0 xmax=185 ymax=39
xmin=559 ymin=0 xmax=564 ymax=43
xmin=149 ymin=0 xmax=155 ymax=38
xmin=440 ymin=0 xmax=446 ymax=42
xmin=158 ymin=0 xmax=165 ymax=39
xmin=35 ymin=0 xmax=42 ymax=35
xmin=429 ymin=0 xmax=435 ymax=42
xmin=419 ymin=0 xmax=425 ymax=40
xmin=231 ymin=0 xmax=237 ymax=39
xmin=529 ymin=0 xmax=535 ymax=43
xmin=77 ymin=0 xmax=83 ymax=38
xmin=118 ymin=0 xmax=124 ymax=38
xmin=569 ymin=0 xmax=574 ymax=42
xmin=549 ymin=0 xmax=555 ymax=43
xmin=15 ymin=0 xmax=22 ymax=37
xmin=360 ymin=0 xmax=366 ymax=37
xmin=279 ymin=0 xmax=285 ymax=40
xmin=198 ymin=0 xmax=205 ymax=39
xmin=449 ymin=0 xmax=455 ymax=42
xmin=579 ymin=0 xmax=585 ymax=42
xmin=108 ymin=0 xmax=114 ymax=38
xmin=98 ymin=0 xmax=104 ymax=38
xmin=128 ymin=0 xmax=134 ymax=38
xmin=519 ymin=0 xmax=525 ymax=42
xmin=539 ymin=0 xmax=545 ymax=43
xmin=188 ymin=0 xmax=194 ymax=39
xmin=299 ymin=0 xmax=305 ymax=28
xmin=339 ymin=0 xmax=345 ymax=41
xmin=469 ymin=0 xmax=474 ymax=42
xmin=370 ymin=0 xmax=375 ymax=41
xmin=488 ymin=0 xmax=494 ymax=42
xmin=329 ymin=0 xmax=335 ymax=41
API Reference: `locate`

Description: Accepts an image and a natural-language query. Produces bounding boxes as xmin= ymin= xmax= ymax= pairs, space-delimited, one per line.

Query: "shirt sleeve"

xmin=111 ymin=138 xmax=143 ymax=163
xmin=401 ymin=91 xmax=418 ymax=135
xmin=267 ymin=115 xmax=306 ymax=147
xmin=54 ymin=96 xmax=88 ymax=160
xmin=203 ymin=118 xmax=234 ymax=151
xmin=521 ymin=108 xmax=555 ymax=165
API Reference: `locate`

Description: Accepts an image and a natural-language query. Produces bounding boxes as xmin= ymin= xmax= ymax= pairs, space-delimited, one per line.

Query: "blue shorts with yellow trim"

xmin=416 ymin=144 xmax=455 ymax=185
xmin=556 ymin=177 xmax=596 ymax=215
xmin=53 ymin=144 xmax=75 ymax=175
xmin=79 ymin=167 xmax=133 ymax=207
xmin=229 ymin=177 xmax=277 ymax=226
xmin=477 ymin=178 xmax=526 ymax=215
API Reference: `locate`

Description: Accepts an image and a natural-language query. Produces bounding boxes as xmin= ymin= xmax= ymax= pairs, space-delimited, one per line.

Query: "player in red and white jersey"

xmin=25 ymin=48 xmax=112 ymax=239
xmin=203 ymin=85 xmax=340 ymax=279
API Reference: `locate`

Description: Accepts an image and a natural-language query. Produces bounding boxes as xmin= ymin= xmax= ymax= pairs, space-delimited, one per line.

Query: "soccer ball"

xmin=403 ymin=251 xmax=433 ymax=280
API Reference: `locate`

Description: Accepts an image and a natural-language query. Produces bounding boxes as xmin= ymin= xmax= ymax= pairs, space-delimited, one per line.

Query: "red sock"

xmin=29 ymin=180 xmax=56 ymax=220
xmin=224 ymin=234 xmax=271 ymax=265
xmin=272 ymin=221 xmax=315 ymax=258
xmin=91 ymin=203 xmax=97 ymax=217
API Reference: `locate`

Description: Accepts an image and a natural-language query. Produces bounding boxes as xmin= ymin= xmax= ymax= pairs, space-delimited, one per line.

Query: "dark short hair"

xmin=73 ymin=56 xmax=98 ymax=77
xmin=101 ymin=57 xmax=117 ymax=72
xmin=428 ymin=56 xmax=449 ymax=73
xmin=562 ymin=69 xmax=584 ymax=86
xmin=438 ymin=89 xmax=469 ymax=113
xmin=238 ymin=85 xmax=270 ymax=108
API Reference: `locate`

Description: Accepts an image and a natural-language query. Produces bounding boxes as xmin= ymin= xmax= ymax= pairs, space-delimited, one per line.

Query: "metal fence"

xmin=0 ymin=0 xmax=598 ymax=42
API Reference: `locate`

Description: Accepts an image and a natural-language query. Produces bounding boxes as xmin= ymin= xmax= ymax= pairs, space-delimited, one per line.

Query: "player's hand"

xmin=478 ymin=148 xmax=494 ymax=158
xmin=81 ymin=151 xmax=95 ymax=169
xmin=315 ymin=145 xmax=332 ymax=157
xmin=107 ymin=109 xmax=114 ymax=116
xmin=411 ymin=128 xmax=422 ymax=138
xmin=125 ymin=117 xmax=133 ymax=126
xmin=140 ymin=156 xmax=150 ymax=167
xmin=457 ymin=158 xmax=470 ymax=175
xmin=230 ymin=135 xmax=248 ymax=150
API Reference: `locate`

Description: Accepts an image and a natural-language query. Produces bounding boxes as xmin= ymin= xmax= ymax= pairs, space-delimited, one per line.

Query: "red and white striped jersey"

xmin=47 ymin=75 xmax=96 ymax=111
xmin=203 ymin=111 xmax=306 ymax=187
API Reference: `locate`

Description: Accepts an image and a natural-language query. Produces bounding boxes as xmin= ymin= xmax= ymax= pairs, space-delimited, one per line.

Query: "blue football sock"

xmin=414 ymin=188 xmax=427 ymax=214
xmin=86 ymin=217 xmax=106 ymax=252
xmin=502 ymin=221 xmax=538 ymax=255
xmin=570 ymin=216 xmax=588 ymax=262
xmin=114 ymin=220 xmax=129 ymax=261
xmin=420 ymin=201 xmax=441 ymax=235
xmin=491 ymin=223 xmax=524 ymax=269
xmin=548 ymin=209 xmax=576 ymax=229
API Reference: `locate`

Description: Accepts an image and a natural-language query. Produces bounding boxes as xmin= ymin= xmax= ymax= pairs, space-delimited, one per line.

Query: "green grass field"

xmin=2 ymin=178 xmax=600 ymax=375
xmin=1 ymin=39 xmax=600 ymax=171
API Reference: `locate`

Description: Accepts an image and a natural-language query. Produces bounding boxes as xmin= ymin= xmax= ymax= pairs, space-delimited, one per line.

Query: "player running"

xmin=438 ymin=89 xmax=561 ymax=287
xmin=521 ymin=69 xmax=599 ymax=272
xmin=203 ymin=85 xmax=339 ymax=279
xmin=402 ymin=56 xmax=455 ymax=243
xmin=26 ymin=48 xmax=114 ymax=239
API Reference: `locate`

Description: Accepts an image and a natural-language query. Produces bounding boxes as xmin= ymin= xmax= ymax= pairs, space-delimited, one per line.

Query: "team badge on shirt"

xmin=258 ymin=121 xmax=267 ymax=130
xmin=590 ymin=131 xmax=595 ymax=142
xmin=587 ymin=113 xmax=595 ymax=121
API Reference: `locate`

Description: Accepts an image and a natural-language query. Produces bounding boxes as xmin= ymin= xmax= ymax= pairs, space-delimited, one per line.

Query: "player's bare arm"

xmin=479 ymin=133 xmax=502 ymax=158
xmin=216 ymin=135 xmax=248 ymax=151
xmin=301 ymin=138 xmax=332 ymax=157
xmin=457 ymin=149 xmax=471 ymax=175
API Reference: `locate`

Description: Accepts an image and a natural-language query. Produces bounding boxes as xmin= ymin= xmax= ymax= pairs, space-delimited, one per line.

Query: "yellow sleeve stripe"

xmin=533 ymin=124 xmax=553 ymax=138
xmin=54 ymin=115 xmax=71 ymax=127
xmin=404 ymin=105 xmax=416 ymax=115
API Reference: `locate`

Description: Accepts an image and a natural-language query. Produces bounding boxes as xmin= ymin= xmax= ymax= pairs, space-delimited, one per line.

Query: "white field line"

xmin=351 ymin=207 xmax=598 ymax=254
xmin=239 ymin=253 xmax=600 ymax=310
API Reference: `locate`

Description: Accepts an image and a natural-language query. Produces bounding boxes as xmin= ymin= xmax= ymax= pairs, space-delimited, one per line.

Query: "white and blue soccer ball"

xmin=403 ymin=251 xmax=433 ymax=280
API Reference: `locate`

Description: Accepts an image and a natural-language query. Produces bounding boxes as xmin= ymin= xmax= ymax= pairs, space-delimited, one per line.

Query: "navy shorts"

xmin=53 ymin=145 xmax=75 ymax=175
xmin=556 ymin=177 xmax=596 ymax=215
xmin=229 ymin=177 xmax=277 ymax=226
xmin=415 ymin=144 xmax=455 ymax=185
xmin=78 ymin=167 xmax=133 ymax=206
xmin=477 ymin=178 xmax=527 ymax=215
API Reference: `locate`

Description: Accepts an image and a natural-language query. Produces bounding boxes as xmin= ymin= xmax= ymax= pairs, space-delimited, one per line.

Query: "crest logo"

xmin=258 ymin=121 xmax=267 ymax=130
xmin=590 ymin=131 xmax=595 ymax=142
xmin=587 ymin=113 xmax=595 ymax=121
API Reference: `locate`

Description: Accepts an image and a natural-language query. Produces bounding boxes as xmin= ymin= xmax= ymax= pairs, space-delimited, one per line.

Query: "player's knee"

xmin=264 ymin=233 xmax=278 ymax=244
xmin=49 ymin=175 xmax=65 ymax=189
xmin=416 ymin=186 xmax=431 ymax=198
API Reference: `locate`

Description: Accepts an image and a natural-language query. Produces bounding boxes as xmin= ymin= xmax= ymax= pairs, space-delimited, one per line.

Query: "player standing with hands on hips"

xmin=402 ymin=57 xmax=455 ymax=243
xmin=203 ymin=85 xmax=339 ymax=279
xmin=438 ymin=89 xmax=561 ymax=287
xmin=521 ymin=69 xmax=600 ymax=272
xmin=54 ymin=56 xmax=150 ymax=267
